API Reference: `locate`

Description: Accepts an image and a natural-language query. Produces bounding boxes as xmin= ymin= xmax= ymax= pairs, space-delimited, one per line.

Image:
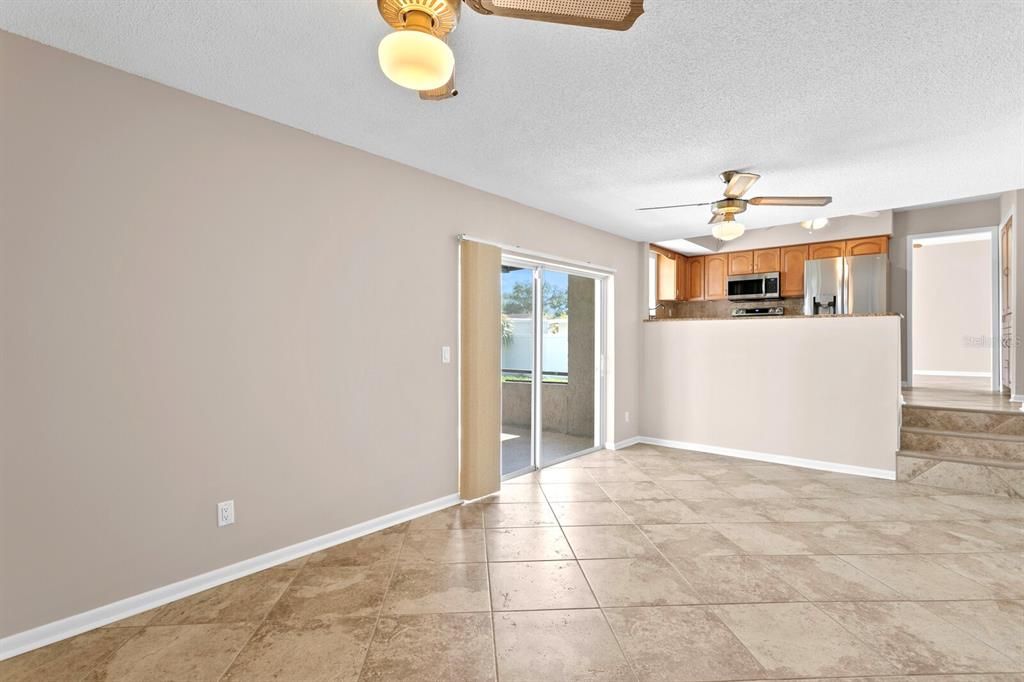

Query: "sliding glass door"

xmin=539 ymin=270 xmax=601 ymax=467
xmin=500 ymin=263 xmax=537 ymax=477
xmin=500 ymin=258 xmax=603 ymax=477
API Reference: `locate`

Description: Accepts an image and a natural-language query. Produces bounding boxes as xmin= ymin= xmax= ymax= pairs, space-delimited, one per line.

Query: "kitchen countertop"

xmin=644 ymin=313 xmax=901 ymax=322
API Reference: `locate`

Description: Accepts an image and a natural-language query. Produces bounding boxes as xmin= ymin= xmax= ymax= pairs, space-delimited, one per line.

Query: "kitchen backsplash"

xmin=656 ymin=297 xmax=807 ymax=319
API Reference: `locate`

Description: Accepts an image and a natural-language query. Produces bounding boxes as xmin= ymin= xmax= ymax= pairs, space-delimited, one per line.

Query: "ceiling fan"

xmin=376 ymin=0 xmax=645 ymax=99
xmin=637 ymin=170 xmax=833 ymax=241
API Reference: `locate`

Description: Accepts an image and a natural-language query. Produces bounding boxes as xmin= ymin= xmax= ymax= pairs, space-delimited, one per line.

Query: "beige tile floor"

xmin=904 ymin=375 xmax=1022 ymax=413
xmin=3 ymin=444 xmax=1023 ymax=681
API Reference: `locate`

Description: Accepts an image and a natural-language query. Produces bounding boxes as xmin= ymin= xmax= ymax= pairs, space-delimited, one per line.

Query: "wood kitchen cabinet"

xmin=753 ymin=248 xmax=781 ymax=273
xmin=687 ymin=255 xmax=705 ymax=300
xmin=808 ymin=240 xmax=846 ymax=260
xmin=845 ymin=236 xmax=888 ymax=256
xmin=655 ymin=252 xmax=677 ymax=301
xmin=727 ymin=251 xmax=754 ymax=275
xmin=675 ymin=255 xmax=688 ymax=301
xmin=780 ymin=245 xmax=808 ymax=297
xmin=705 ymin=253 xmax=728 ymax=300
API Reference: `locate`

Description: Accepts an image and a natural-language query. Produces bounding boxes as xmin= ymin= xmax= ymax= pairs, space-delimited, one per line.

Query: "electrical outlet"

xmin=217 ymin=500 xmax=235 ymax=527
xmin=624 ymin=411 xmax=630 ymax=423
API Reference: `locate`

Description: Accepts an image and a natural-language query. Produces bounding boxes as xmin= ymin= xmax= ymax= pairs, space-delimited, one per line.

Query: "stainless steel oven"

xmin=727 ymin=272 xmax=781 ymax=300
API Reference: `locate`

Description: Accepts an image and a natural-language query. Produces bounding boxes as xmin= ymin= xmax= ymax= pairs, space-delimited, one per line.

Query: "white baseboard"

xmin=913 ymin=370 xmax=991 ymax=378
xmin=610 ymin=436 xmax=643 ymax=450
xmin=636 ymin=437 xmax=896 ymax=480
xmin=0 ymin=492 xmax=460 ymax=661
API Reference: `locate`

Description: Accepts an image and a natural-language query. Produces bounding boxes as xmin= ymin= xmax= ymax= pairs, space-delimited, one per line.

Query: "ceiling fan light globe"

xmin=800 ymin=218 xmax=829 ymax=231
xmin=378 ymin=30 xmax=454 ymax=91
xmin=712 ymin=219 xmax=745 ymax=241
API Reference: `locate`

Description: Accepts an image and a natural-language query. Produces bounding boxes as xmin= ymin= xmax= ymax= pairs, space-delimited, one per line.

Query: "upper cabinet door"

xmin=688 ymin=256 xmax=705 ymax=301
xmin=845 ymin=236 xmax=889 ymax=256
xmin=780 ymin=245 xmax=808 ymax=297
xmin=675 ymin=256 xmax=688 ymax=301
xmin=808 ymin=240 xmax=846 ymax=260
xmin=753 ymin=248 xmax=781 ymax=273
xmin=727 ymin=251 xmax=754 ymax=275
xmin=705 ymin=254 xmax=729 ymax=300
xmin=656 ymin=253 xmax=677 ymax=300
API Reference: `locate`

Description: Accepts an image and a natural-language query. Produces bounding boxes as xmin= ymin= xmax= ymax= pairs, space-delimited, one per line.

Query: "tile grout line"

xmin=550 ymin=483 xmax=642 ymax=682
xmin=353 ymin=524 xmax=410 ymax=681
xmin=214 ymin=561 xmax=305 ymax=681
xmin=483 ymin=511 xmax=501 ymax=682
xmin=74 ymin=620 xmax=150 ymax=681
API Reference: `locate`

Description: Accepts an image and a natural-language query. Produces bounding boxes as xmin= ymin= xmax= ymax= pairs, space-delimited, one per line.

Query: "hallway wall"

xmin=911 ymin=237 xmax=992 ymax=375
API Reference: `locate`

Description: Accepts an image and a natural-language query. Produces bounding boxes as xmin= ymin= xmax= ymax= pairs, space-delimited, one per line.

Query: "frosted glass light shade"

xmin=378 ymin=30 xmax=454 ymax=91
xmin=801 ymin=218 xmax=829 ymax=231
xmin=712 ymin=218 xmax=745 ymax=241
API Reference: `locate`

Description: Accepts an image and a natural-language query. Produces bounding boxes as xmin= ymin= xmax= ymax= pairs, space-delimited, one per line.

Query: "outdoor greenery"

xmin=502 ymin=281 xmax=568 ymax=317
xmin=501 ymin=315 xmax=514 ymax=346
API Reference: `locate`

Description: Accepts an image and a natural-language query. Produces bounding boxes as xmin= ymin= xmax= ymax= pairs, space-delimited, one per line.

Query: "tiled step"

xmin=897 ymin=451 xmax=1023 ymax=498
xmin=899 ymin=404 xmax=1024 ymax=497
xmin=899 ymin=426 xmax=1024 ymax=465
xmin=901 ymin=405 xmax=1024 ymax=436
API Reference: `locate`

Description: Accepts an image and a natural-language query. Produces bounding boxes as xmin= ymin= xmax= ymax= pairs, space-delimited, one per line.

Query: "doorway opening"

xmin=906 ymin=227 xmax=1008 ymax=409
xmin=500 ymin=258 xmax=605 ymax=478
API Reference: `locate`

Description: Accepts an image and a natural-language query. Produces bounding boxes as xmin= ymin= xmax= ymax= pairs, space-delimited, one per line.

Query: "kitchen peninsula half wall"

xmin=640 ymin=315 xmax=902 ymax=476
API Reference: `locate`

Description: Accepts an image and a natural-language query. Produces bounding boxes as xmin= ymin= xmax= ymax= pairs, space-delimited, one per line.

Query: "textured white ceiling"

xmin=2 ymin=0 xmax=1022 ymax=241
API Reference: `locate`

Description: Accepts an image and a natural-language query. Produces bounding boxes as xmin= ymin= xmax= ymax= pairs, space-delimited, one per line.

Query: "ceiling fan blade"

xmin=463 ymin=0 xmax=644 ymax=30
xmin=709 ymin=214 xmax=725 ymax=224
xmin=722 ymin=172 xmax=760 ymax=199
xmin=636 ymin=202 xmax=712 ymax=211
xmin=749 ymin=196 xmax=833 ymax=207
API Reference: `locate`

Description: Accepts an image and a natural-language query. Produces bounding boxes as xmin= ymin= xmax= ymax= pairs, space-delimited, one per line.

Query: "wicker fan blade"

xmin=463 ymin=0 xmax=644 ymax=30
xmin=709 ymin=214 xmax=725 ymax=224
xmin=723 ymin=172 xmax=760 ymax=199
xmin=636 ymin=202 xmax=712 ymax=212
xmin=749 ymin=196 xmax=832 ymax=207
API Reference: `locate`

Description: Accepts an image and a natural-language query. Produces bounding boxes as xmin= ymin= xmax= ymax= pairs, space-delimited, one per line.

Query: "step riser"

xmin=899 ymin=431 xmax=1024 ymax=465
xmin=897 ymin=454 xmax=1022 ymax=498
xmin=901 ymin=407 xmax=1024 ymax=436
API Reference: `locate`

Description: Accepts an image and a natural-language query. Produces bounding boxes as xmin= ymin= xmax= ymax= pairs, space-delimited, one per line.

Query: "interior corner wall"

xmin=0 ymin=31 xmax=643 ymax=638
xmin=890 ymin=198 xmax=1003 ymax=383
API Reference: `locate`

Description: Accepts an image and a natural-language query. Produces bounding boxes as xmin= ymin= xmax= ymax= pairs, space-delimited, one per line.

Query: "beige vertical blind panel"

xmin=460 ymin=240 xmax=502 ymax=500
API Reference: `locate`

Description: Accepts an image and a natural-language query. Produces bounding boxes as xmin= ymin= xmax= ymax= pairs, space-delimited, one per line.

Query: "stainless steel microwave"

xmin=727 ymin=272 xmax=781 ymax=300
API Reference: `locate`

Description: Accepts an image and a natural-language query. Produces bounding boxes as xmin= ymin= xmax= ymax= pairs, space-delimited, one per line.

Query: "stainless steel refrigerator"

xmin=804 ymin=254 xmax=888 ymax=315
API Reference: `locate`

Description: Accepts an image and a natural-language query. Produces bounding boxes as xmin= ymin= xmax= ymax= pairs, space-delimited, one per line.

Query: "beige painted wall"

xmin=0 ymin=32 xmax=644 ymax=637
xmin=640 ymin=317 xmax=901 ymax=473
xmin=911 ymin=239 xmax=993 ymax=374
xmin=890 ymin=198 xmax=1002 ymax=382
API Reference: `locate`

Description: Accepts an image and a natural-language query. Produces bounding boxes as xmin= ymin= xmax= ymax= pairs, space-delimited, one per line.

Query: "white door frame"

xmin=905 ymin=226 xmax=1000 ymax=391
xmin=499 ymin=253 xmax=611 ymax=477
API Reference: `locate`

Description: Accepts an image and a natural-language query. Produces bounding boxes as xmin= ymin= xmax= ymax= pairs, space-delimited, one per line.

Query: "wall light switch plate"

xmin=441 ymin=346 xmax=451 ymax=364
xmin=217 ymin=500 xmax=235 ymax=527
xmin=624 ymin=411 xmax=630 ymax=423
